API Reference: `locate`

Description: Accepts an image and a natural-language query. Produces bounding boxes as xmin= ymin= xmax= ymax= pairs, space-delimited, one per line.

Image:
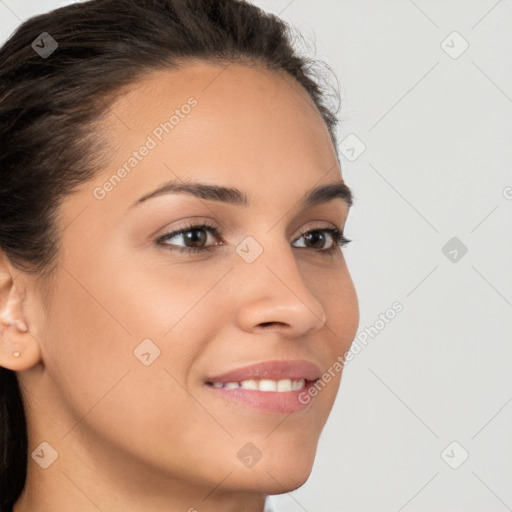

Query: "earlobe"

xmin=0 ymin=329 xmax=42 ymax=371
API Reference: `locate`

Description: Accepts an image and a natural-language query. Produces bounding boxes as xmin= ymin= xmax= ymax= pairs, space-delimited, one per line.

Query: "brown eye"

xmin=292 ymin=227 xmax=351 ymax=252
xmin=180 ymin=228 xmax=208 ymax=248
xmin=303 ymin=231 xmax=327 ymax=249
xmin=157 ymin=222 xmax=222 ymax=254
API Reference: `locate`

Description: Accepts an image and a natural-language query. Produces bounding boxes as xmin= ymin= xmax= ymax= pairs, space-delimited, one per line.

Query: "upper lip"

xmin=205 ymin=360 xmax=322 ymax=384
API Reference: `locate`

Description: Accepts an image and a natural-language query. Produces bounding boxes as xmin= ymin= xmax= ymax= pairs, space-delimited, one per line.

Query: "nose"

xmin=234 ymin=243 xmax=328 ymax=338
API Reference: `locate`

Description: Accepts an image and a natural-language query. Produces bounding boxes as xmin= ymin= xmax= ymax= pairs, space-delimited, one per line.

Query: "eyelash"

xmin=155 ymin=221 xmax=351 ymax=255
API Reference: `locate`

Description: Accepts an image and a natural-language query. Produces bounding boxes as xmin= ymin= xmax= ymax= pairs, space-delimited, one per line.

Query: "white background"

xmin=1 ymin=1 xmax=511 ymax=511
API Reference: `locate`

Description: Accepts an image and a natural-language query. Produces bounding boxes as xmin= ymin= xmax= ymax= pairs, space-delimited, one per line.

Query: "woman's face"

xmin=20 ymin=62 xmax=359 ymax=502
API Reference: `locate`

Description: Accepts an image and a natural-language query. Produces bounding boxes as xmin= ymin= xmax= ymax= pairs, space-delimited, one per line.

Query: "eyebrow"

xmin=129 ymin=179 xmax=353 ymax=210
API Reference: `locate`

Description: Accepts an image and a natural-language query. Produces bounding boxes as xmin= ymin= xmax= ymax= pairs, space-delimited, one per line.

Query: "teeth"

xmin=292 ymin=379 xmax=305 ymax=391
xmin=211 ymin=378 xmax=306 ymax=392
xmin=277 ymin=379 xmax=292 ymax=392
xmin=240 ymin=379 xmax=259 ymax=390
xmin=259 ymin=379 xmax=277 ymax=392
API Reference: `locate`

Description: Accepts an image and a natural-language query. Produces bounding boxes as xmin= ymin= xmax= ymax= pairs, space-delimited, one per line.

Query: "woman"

xmin=0 ymin=1 xmax=359 ymax=511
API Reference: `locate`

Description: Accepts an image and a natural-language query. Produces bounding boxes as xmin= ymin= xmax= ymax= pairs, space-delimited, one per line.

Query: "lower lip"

xmin=205 ymin=381 xmax=318 ymax=414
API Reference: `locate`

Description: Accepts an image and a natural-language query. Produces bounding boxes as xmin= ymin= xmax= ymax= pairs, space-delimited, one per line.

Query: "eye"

xmin=292 ymin=227 xmax=351 ymax=252
xmin=156 ymin=221 xmax=222 ymax=254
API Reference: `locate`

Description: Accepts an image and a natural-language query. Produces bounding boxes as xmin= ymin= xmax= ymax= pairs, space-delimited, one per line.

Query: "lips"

xmin=204 ymin=360 xmax=322 ymax=414
xmin=205 ymin=360 xmax=321 ymax=384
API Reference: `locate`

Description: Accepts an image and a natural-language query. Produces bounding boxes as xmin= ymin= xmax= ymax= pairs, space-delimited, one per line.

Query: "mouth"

xmin=204 ymin=360 xmax=322 ymax=414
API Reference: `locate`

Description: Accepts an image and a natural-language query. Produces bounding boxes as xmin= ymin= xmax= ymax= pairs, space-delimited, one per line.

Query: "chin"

xmin=267 ymin=465 xmax=313 ymax=494
xmin=234 ymin=464 xmax=313 ymax=495
xmin=223 ymin=443 xmax=317 ymax=495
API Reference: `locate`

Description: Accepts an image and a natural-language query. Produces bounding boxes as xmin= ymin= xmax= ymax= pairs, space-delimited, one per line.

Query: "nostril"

xmin=258 ymin=321 xmax=287 ymax=328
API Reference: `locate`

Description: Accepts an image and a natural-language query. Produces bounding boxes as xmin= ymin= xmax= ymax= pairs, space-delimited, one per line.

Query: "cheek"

xmin=334 ymin=277 xmax=360 ymax=347
xmin=40 ymin=270 xmax=138 ymax=420
xmin=40 ymin=264 xmax=227 ymax=467
xmin=305 ymin=259 xmax=360 ymax=352
xmin=108 ymin=254 xmax=234 ymax=346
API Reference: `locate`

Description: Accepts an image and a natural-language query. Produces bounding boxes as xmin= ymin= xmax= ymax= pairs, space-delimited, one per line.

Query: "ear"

xmin=0 ymin=256 xmax=42 ymax=371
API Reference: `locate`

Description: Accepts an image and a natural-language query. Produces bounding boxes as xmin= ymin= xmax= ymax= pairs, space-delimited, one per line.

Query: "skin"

xmin=0 ymin=61 xmax=359 ymax=512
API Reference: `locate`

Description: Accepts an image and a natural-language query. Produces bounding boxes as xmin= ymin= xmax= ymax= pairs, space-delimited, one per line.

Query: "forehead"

xmin=103 ymin=60 xmax=337 ymax=170
xmin=111 ymin=60 xmax=321 ymax=122
xmin=76 ymin=61 xmax=343 ymax=221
